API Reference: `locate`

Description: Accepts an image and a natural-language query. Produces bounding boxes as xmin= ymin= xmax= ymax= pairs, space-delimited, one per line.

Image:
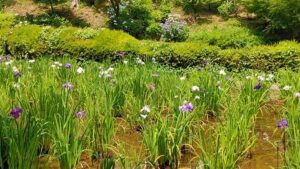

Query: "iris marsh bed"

xmin=0 ymin=56 xmax=299 ymax=169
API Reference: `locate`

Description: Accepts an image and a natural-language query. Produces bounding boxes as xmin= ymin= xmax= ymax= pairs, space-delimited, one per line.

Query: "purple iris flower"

xmin=179 ymin=101 xmax=193 ymax=113
xmin=201 ymin=62 xmax=207 ymax=67
xmin=65 ymin=63 xmax=72 ymax=69
xmin=185 ymin=102 xmax=193 ymax=112
xmin=63 ymin=82 xmax=73 ymax=90
xmin=116 ymin=51 xmax=125 ymax=58
xmin=254 ymin=83 xmax=261 ymax=90
xmin=4 ymin=55 xmax=10 ymax=59
xmin=10 ymin=107 xmax=23 ymax=119
xmin=75 ymin=111 xmax=86 ymax=118
xmin=14 ymin=71 xmax=21 ymax=78
xmin=295 ymin=92 xmax=300 ymax=98
xmin=277 ymin=118 xmax=288 ymax=128
xmin=0 ymin=57 xmax=3 ymax=63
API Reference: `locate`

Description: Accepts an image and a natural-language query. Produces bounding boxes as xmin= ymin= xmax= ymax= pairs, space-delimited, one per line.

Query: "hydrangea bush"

xmin=161 ymin=16 xmax=189 ymax=42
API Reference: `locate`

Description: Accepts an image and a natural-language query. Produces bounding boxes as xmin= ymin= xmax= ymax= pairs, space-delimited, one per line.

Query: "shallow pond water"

xmin=238 ymin=109 xmax=284 ymax=169
xmin=36 ymin=98 xmax=286 ymax=169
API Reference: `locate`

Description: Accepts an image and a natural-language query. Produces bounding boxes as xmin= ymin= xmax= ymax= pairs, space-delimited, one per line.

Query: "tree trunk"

xmin=50 ymin=0 xmax=54 ymax=15
xmin=110 ymin=0 xmax=120 ymax=17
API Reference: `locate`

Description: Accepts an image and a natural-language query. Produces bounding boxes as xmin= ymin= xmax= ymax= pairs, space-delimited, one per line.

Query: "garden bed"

xmin=0 ymin=56 xmax=299 ymax=168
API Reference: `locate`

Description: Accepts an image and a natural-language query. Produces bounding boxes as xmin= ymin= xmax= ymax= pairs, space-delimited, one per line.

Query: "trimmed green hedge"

xmin=0 ymin=13 xmax=300 ymax=70
xmin=136 ymin=41 xmax=219 ymax=67
xmin=216 ymin=41 xmax=300 ymax=70
xmin=0 ymin=13 xmax=17 ymax=28
xmin=0 ymin=13 xmax=18 ymax=55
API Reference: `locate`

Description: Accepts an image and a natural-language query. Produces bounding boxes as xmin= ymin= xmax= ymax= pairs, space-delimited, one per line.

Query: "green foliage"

xmin=151 ymin=2 xmax=172 ymax=22
xmin=100 ymin=158 xmax=115 ymax=169
xmin=0 ymin=0 xmax=4 ymax=11
xmin=181 ymin=0 xmax=222 ymax=13
xmin=188 ymin=19 xmax=264 ymax=49
xmin=108 ymin=0 xmax=172 ymax=39
xmin=151 ymin=9 xmax=169 ymax=22
xmin=7 ymin=115 xmax=46 ymax=169
xmin=0 ymin=26 xmax=7 ymax=54
xmin=243 ymin=0 xmax=300 ymax=38
xmin=139 ymin=41 xmax=219 ymax=67
xmin=162 ymin=17 xmax=189 ymax=42
xmin=58 ymin=28 xmax=138 ymax=59
xmin=216 ymin=41 xmax=300 ymax=71
xmin=39 ymin=26 xmax=62 ymax=53
xmin=276 ymin=70 xmax=300 ymax=168
xmin=146 ymin=22 xmax=164 ymax=40
xmin=0 ymin=13 xmax=16 ymax=54
xmin=217 ymin=1 xmax=233 ymax=19
xmin=0 ymin=102 xmax=47 ymax=169
xmin=0 ymin=13 xmax=17 ymax=28
xmin=23 ymin=13 xmax=71 ymax=27
xmin=6 ymin=25 xmax=44 ymax=57
xmin=109 ymin=0 xmax=154 ymax=39
xmin=0 ymin=14 xmax=299 ymax=71
xmin=0 ymin=55 xmax=299 ymax=168
xmin=74 ymin=28 xmax=100 ymax=40
xmin=143 ymin=111 xmax=195 ymax=168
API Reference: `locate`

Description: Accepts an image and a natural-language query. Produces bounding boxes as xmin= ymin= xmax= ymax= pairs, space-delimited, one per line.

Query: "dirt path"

xmin=3 ymin=0 xmax=107 ymax=28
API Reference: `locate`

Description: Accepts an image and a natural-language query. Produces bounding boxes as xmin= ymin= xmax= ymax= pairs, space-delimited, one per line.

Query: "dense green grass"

xmin=0 ymin=56 xmax=299 ymax=168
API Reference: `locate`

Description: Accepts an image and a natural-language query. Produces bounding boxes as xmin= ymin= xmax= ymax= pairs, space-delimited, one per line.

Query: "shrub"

xmin=108 ymin=0 xmax=172 ymax=40
xmin=243 ymin=0 xmax=300 ymax=38
xmin=188 ymin=19 xmax=264 ymax=49
xmin=56 ymin=28 xmax=138 ymax=59
xmin=217 ymin=1 xmax=233 ymax=19
xmin=6 ymin=25 xmax=45 ymax=57
xmin=0 ymin=0 xmax=4 ymax=11
xmin=0 ymin=14 xmax=25 ymax=54
xmin=74 ymin=28 xmax=100 ymax=40
xmin=146 ymin=22 xmax=164 ymax=40
xmin=0 ymin=27 xmax=11 ymax=54
xmin=0 ymin=13 xmax=18 ymax=28
xmin=0 ymin=14 xmax=299 ymax=71
xmin=109 ymin=0 xmax=153 ymax=39
xmin=151 ymin=3 xmax=171 ymax=22
xmin=216 ymin=41 xmax=300 ymax=71
xmin=154 ymin=42 xmax=219 ymax=67
xmin=162 ymin=16 xmax=189 ymax=42
xmin=181 ymin=0 xmax=222 ymax=13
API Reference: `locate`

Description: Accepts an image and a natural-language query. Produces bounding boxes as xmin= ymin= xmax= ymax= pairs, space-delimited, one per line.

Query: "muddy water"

xmin=36 ymin=88 xmax=286 ymax=169
xmin=239 ymin=108 xmax=284 ymax=169
xmin=179 ymin=115 xmax=216 ymax=168
xmin=180 ymin=86 xmax=286 ymax=169
xmin=37 ymin=111 xmax=284 ymax=169
xmin=239 ymin=85 xmax=285 ymax=169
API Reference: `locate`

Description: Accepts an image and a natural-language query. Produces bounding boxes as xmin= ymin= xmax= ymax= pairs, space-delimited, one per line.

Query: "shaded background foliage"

xmin=242 ymin=0 xmax=300 ymax=39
